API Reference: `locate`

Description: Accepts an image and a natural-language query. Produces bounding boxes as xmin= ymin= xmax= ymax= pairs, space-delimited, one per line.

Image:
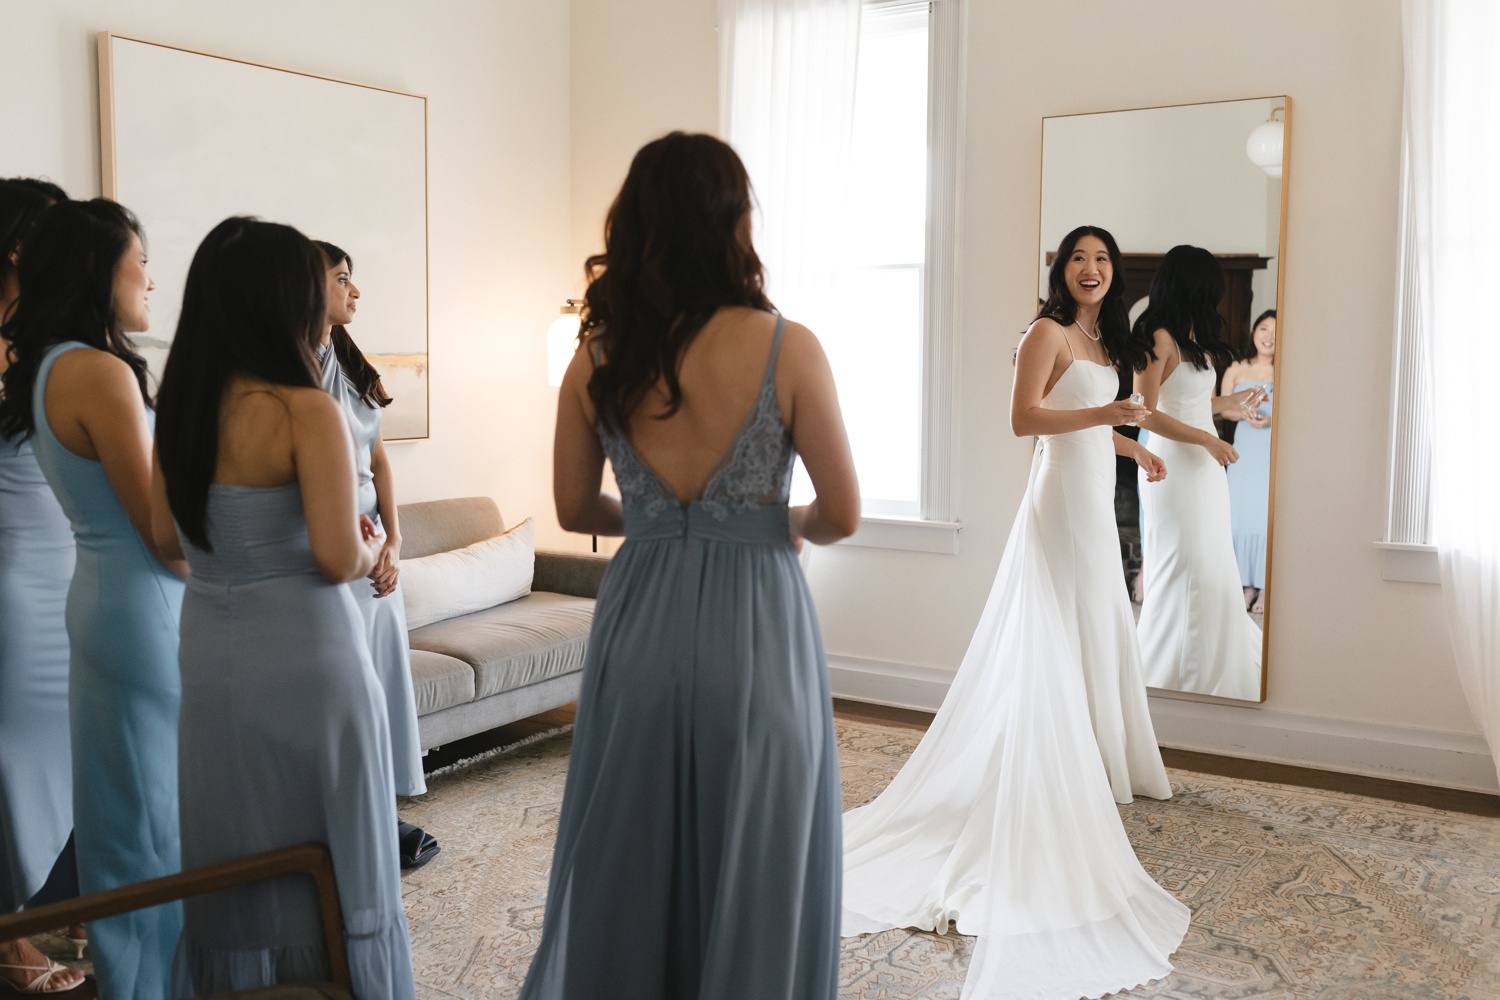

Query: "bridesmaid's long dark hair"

xmin=1035 ymin=225 xmax=1131 ymax=368
xmin=582 ymin=131 xmax=774 ymax=430
xmin=313 ymin=240 xmax=392 ymax=408
xmin=155 ymin=217 xmax=326 ymax=550
xmin=0 ymin=180 xmax=61 ymax=320
xmin=1124 ymin=244 xmax=1235 ymax=373
xmin=0 ymin=199 xmax=150 ymax=441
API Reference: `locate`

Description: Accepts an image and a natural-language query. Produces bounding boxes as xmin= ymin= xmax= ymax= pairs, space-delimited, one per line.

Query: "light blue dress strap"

xmin=762 ymin=315 xmax=787 ymax=389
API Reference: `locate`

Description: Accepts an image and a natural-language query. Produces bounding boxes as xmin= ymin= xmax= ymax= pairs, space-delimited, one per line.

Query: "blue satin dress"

xmin=520 ymin=318 xmax=842 ymax=1000
xmin=173 ymin=484 xmax=415 ymax=999
xmin=0 ymin=432 xmax=75 ymax=912
xmin=1226 ymin=381 xmax=1272 ymax=588
xmin=29 ymin=342 xmax=185 ymax=999
xmin=318 ymin=344 xmax=425 ymax=795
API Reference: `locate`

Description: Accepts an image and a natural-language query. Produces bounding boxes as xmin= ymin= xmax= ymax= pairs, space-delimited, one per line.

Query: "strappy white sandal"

xmin=0 ymin=959 xmax=84 ymax=994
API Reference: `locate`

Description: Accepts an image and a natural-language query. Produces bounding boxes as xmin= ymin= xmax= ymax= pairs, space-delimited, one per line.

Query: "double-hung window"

xmin=789 ymin=0 xmax=963 ymax=548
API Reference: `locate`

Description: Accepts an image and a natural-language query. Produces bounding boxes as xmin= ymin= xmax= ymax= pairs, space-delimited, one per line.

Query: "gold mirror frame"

xmin=1036 ymin=96 xmax=1292 ymax=704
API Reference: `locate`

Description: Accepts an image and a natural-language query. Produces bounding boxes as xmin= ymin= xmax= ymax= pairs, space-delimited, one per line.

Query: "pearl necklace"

xmin=1075 ymin=319 xmax=1101 ymax=342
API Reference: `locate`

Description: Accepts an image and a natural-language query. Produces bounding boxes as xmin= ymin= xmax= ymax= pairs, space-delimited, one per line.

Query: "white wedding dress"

xmin=842 ymin=355 xmax=1189 ymax=1000
xmin=1137 ymin=353 xmax=1263 ymax=701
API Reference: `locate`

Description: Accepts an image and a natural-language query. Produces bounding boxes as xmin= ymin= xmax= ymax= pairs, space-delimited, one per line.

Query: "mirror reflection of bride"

xmin=842 ymin=226 xmax=1188 ymax=999
xmin=1128 ymin=245 xmax=1264 ymax=701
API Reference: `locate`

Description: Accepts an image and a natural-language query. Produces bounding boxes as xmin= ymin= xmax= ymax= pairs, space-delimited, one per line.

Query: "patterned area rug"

xmin=399 ymin=718 xmax=1500 ymax=999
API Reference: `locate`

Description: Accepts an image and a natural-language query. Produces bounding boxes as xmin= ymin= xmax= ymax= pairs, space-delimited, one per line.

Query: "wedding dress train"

xmin=842 ymin=359 xmax=1189 ymax=1000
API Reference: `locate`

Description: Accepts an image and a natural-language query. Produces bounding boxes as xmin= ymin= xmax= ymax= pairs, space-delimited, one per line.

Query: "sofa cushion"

xmin=409 ymin=649 xmax=476 ymax=715
xmin=401 ymin=518 xmax=535 ymax=628
xmin=408 ymin=592 xmax=594 ymax=700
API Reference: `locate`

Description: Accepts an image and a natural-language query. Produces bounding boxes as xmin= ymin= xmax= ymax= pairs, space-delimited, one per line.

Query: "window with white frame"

xmin=785 ymin=0 xmax=962 ymax=532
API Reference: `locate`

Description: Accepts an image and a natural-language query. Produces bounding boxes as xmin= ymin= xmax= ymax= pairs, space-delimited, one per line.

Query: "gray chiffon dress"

xmin=519 ymin=317 xmax=842 ymax=1000
xmin=172 ymin=484 xmax=415 ymax=1000
xmin=318 ymin=344 xmax=425 ymax=796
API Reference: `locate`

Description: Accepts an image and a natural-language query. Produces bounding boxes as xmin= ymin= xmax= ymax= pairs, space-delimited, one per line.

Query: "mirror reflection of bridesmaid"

xmin=1127 ymin=245 xmax=1264 ymax=701
xmin=1221 ymin=310 xmax=1275 ymax=613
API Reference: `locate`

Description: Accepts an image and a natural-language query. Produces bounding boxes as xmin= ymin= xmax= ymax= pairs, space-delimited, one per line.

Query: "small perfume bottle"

xmin=1125 ymin=392 xmax=1146 ymax=427
xmin=1239 ymin=386 xmax=1268 ymax=417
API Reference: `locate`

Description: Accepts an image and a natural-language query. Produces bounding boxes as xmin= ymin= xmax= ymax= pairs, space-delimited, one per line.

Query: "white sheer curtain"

xmin=1402 ymin=0 xmax=1500 ymax=781
xmin=719 ymin=0 xmax=862 ymax=339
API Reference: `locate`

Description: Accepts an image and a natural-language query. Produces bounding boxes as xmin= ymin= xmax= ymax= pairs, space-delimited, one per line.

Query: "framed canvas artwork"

xmin=98 ymin=32 xmax=430 ymax=439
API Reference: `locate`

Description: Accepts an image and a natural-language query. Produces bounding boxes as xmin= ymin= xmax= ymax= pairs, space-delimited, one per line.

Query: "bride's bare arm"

xmin=1010 ymin=320 xmax=1146 ymax=437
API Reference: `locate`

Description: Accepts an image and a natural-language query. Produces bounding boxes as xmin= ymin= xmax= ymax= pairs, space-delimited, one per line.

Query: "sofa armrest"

xmin=534 ymin=549 xmax=611 ymax=599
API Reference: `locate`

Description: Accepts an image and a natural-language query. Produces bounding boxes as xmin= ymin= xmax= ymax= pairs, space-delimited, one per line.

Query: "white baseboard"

xmin=827 ymin=654 xmax=1499 ymax=795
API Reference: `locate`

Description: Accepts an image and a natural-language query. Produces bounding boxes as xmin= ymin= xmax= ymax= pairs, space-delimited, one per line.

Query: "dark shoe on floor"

xmin=397 ymin=820 xmax=439 ymax=870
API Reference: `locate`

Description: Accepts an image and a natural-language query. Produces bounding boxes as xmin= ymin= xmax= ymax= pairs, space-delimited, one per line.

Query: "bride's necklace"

xmin=1075 ymin=319 xmax=1101 ymax=342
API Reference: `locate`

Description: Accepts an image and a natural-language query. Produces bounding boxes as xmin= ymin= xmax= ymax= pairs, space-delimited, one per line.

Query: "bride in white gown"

xmin=1130 ymin=245 xmax=1264 ymax=702
xmin=842 ymin=226 xmax=1190 ymax=1000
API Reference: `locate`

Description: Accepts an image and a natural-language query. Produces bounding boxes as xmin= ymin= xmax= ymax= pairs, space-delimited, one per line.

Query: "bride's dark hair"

xmin=1123 ymin=244 xmax=1234 ymax=373
xmin=1034 ymin=225 xmax=1130 ymax=368
xmin=581 ymin=131 xmax=773 ymax=430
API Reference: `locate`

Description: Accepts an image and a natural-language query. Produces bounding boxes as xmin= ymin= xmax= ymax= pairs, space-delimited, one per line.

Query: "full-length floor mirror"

xmin=1038 ymin=96 xmax=1290 ymax=702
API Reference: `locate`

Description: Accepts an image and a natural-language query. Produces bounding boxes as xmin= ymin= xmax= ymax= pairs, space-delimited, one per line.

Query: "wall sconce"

xmin=1245 ymin=106 xmax=1285 ymax=180
xmin=546 ymin=299 xmax=583 ymax=387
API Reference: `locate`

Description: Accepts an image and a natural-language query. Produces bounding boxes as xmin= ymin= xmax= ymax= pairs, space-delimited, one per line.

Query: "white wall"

xmin=0 ymin=0 xmax=574 ymax=548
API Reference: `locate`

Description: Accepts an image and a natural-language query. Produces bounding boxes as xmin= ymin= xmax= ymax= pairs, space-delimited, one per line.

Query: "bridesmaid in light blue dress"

xmin=311 ymin=241 xmax=433 ymax=866
xmin=154 ymin=218 xmax=414 ymax=999
xmin=1222 ymin=309 xmax=1276 ymax=609
xmin=0 ymin=177 xmax=86 ymax=996
xmin=523 ymin=133 xmax=861 ymax=1000
xmin=0 ymin=199 xmax=185 ymax=999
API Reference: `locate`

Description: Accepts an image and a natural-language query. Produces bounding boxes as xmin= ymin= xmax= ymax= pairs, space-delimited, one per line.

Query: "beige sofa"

xmin=397 ymin=496 xmax=608 ymax=750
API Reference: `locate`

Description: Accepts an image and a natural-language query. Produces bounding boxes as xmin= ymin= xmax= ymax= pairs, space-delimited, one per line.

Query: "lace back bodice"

xmin=598 ymin=316 xmax=795 ymax=534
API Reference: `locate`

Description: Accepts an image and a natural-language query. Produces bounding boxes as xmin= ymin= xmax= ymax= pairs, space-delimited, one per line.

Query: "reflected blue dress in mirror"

xmin=29 ymin=342 xmax=184 ymax=999
xmin=0 ymin=433 xmax=75 ymax=912
xmin=318 ymin=344 xmax=425 ymax=797
xmin=1227 ymin=381 xmax=1272 ymax=589
xmin=172 ymin=484 xmax=415 ymax=1000
xmin=520 ymin=318 xmax=841 ymax=1000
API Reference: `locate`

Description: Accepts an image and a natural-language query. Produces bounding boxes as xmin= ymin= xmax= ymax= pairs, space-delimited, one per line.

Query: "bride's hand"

xmin=1098 ymin=398 xmax=1149 ymax=427
xmin=1201 ymin=434 xmax=1239 ymax=466
xmin=1134 ymin=447 xmax=1167 ymax=483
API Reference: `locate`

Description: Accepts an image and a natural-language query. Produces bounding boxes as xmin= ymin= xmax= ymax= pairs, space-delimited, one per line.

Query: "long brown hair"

xmin=313 ymin=240 xmax=391 ymax=408
xmin=581 ymin=132 xmax=773 ymax=430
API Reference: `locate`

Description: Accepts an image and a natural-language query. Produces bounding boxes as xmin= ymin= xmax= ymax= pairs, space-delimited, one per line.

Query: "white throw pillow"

xmin=401 ymin=518 xmax=534 ymax=629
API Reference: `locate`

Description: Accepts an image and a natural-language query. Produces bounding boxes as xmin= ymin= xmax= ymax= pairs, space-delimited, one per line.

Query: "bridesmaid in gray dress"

xmin=311 ymin=241 xmax=434 ymax=867
xmin=152 ymin=218 xmax=415 ymax=999
xmin=0 ymin=178 xmax=86 ymax=995
xmin=522 ymin=132 xmax=861 ymax=1000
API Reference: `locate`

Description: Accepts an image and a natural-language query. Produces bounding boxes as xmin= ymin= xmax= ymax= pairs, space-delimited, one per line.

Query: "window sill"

xmin=1376 ymin=541 xmax=1439 ymax=585
xmin=837 ymin=515 xmax=962 ymax=554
